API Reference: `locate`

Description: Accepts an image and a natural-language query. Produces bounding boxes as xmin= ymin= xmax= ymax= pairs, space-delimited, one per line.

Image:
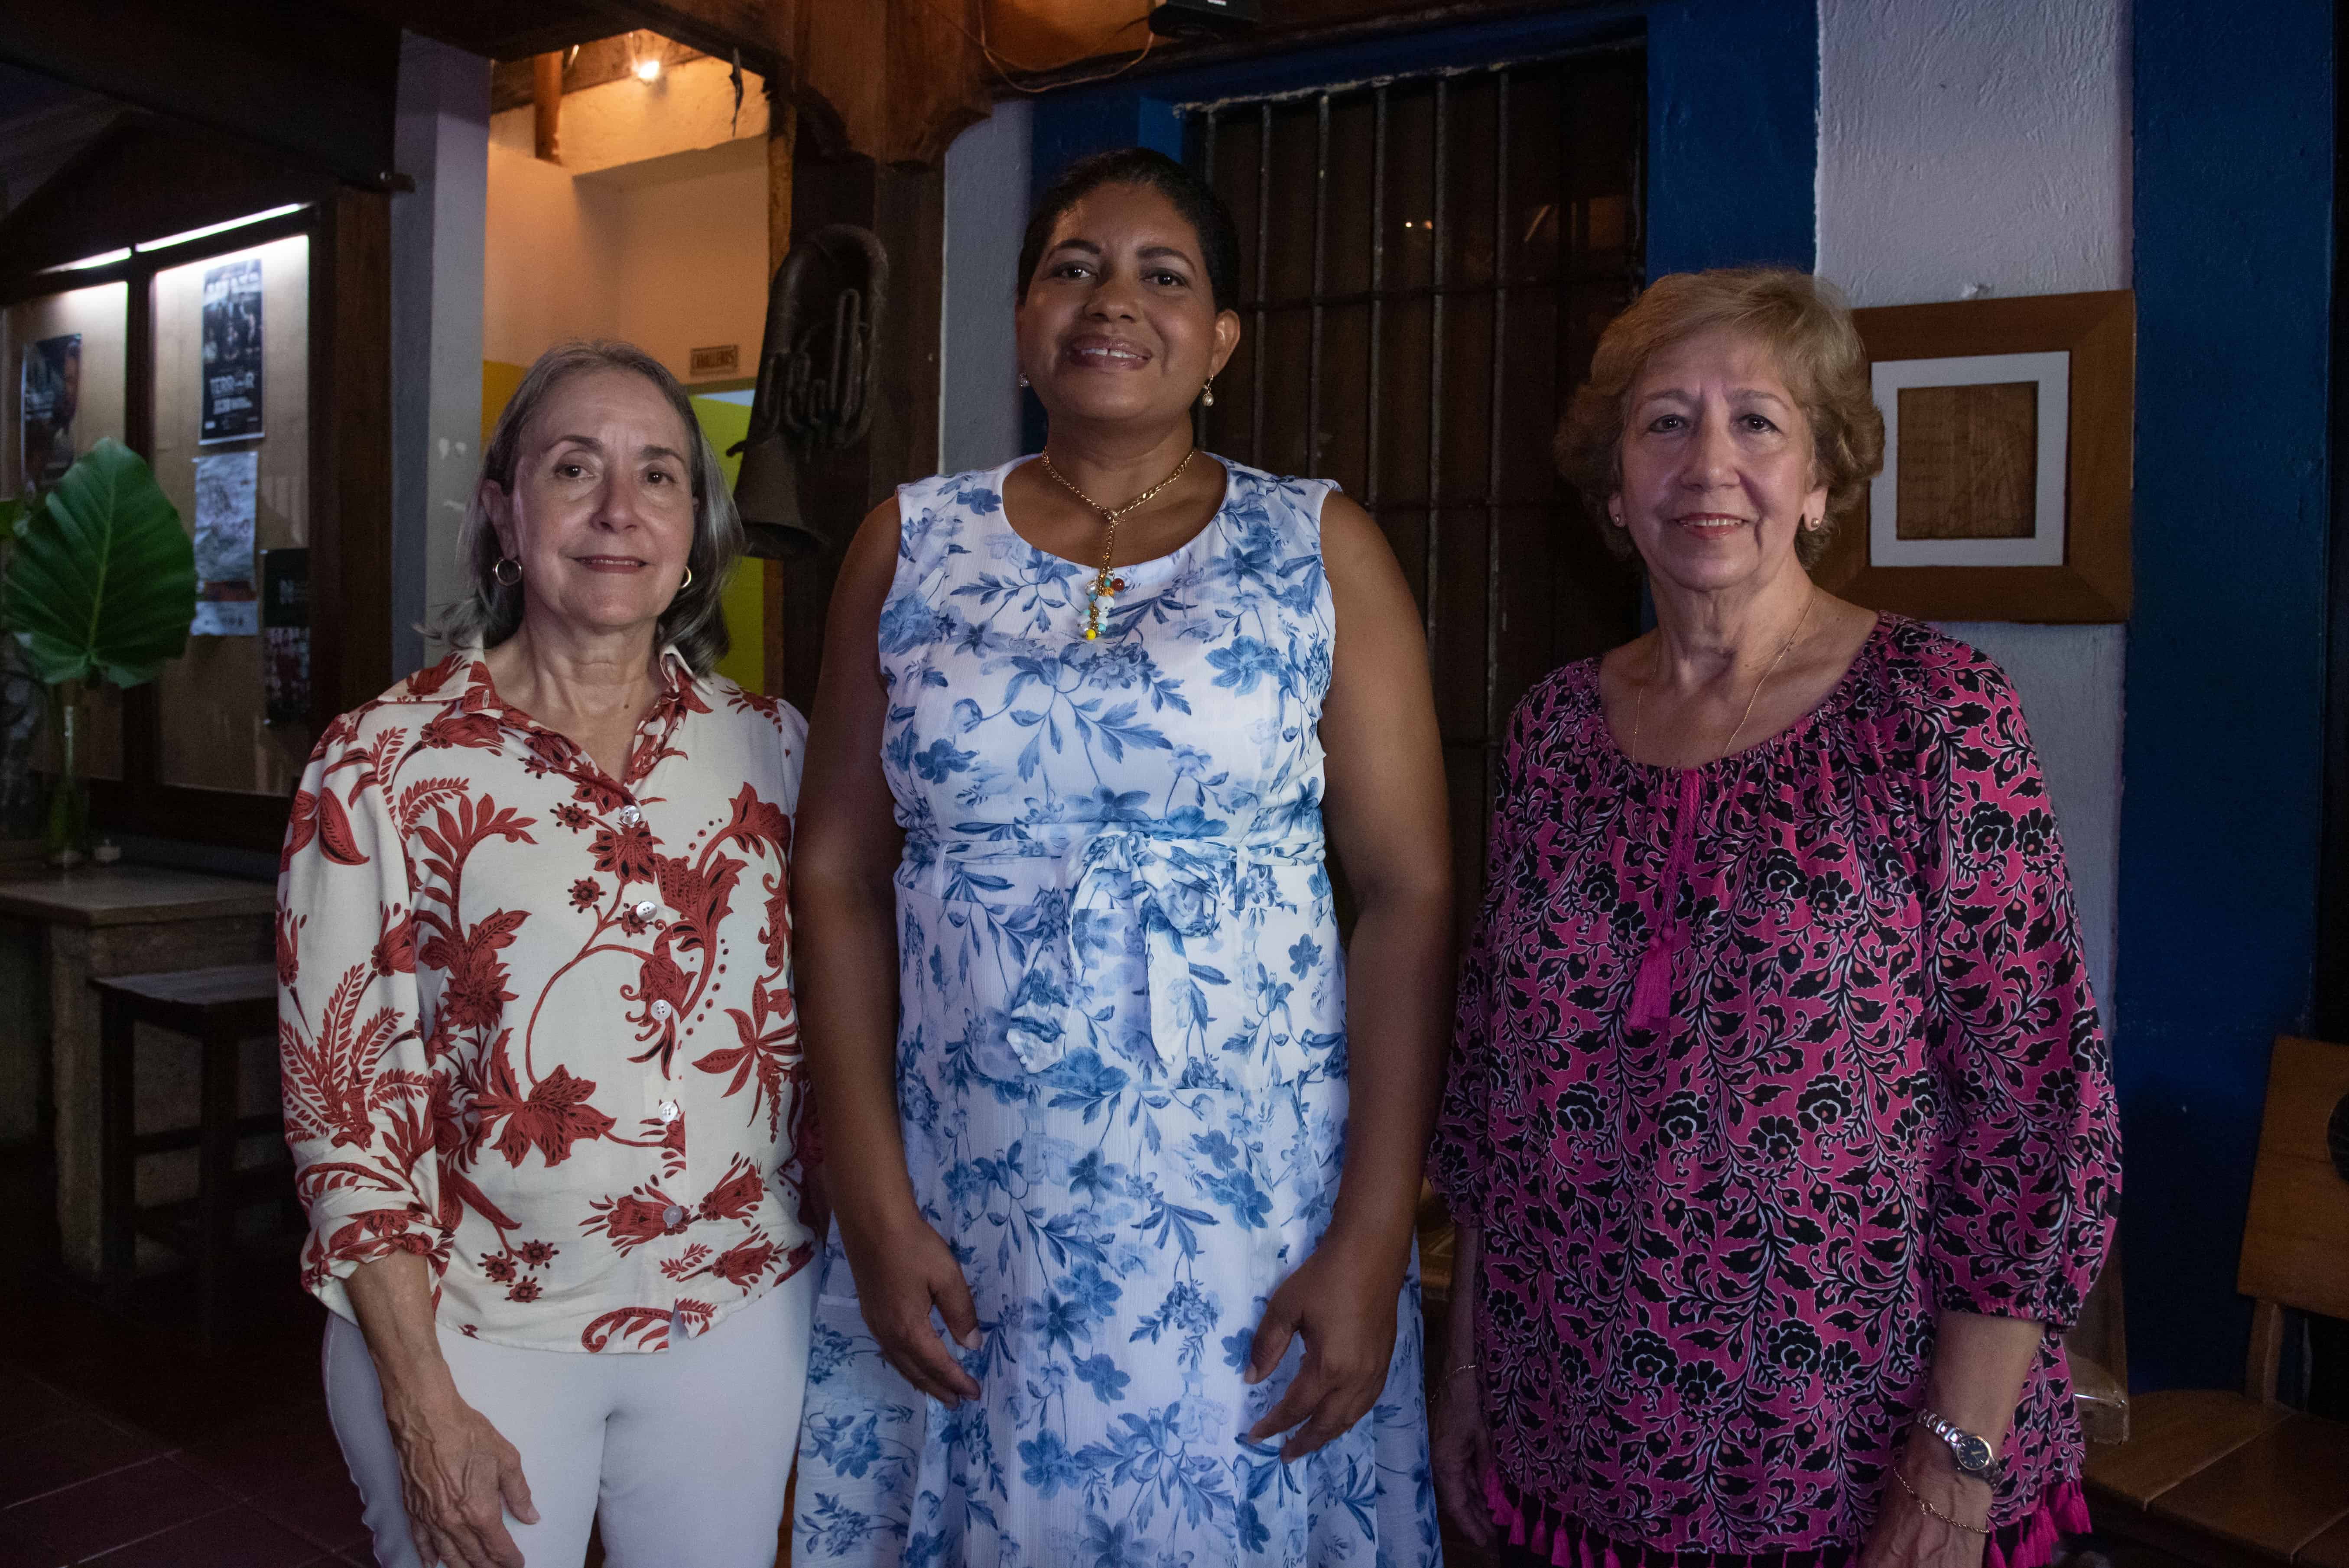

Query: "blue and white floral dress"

xmin=793 ymin=457 xmax=1440 ymax=1568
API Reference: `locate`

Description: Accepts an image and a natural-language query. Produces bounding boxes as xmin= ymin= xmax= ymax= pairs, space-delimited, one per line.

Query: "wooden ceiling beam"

xmin=575 ymin=0 xmax=791 ymax=77
xmin=341 ymin=0 xmax=992 ymax=169
xmin=780 ymin=0 xmax=991 ymax=168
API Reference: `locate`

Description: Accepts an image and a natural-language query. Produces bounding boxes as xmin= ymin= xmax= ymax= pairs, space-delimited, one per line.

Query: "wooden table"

xmin=0 ymin=866 xmax=276 ymax=1278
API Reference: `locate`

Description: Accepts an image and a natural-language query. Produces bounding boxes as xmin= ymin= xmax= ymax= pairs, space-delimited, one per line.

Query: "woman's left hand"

xmin=1242 ymin=1229 xmax=1404 ymax=1462
xmin=1858 ymin=1445 xmax=1994 ymax=1568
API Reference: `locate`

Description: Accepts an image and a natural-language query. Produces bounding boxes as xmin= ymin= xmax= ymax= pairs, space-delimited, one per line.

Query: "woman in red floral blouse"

xmin=1429 ymin=270 xmax=2121 ymax=1568
xmin=279 ymin=342 xmax=813 ymax=1568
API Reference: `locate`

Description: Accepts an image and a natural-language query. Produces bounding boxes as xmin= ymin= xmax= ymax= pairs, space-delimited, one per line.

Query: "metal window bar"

xmin=1424 ymin=73 xmax=1448 ymax=647
xmin=1485 ymin=71 xmax=1509 ymax=750
xmin=1194 ymin=66 xmax=1608 ymax=514
xmin=1307 ymin=93 xmax=1330 ymax=477
xmin=1184 ymin=48 xmax=1644 ymax=912
xmin=1366 ymin=86 xmax=1387 ymax=510
xmin=1252 ymin=103 xmax=1272 ymax=467
xmin=1186 ymin=51 xmax=1641 ymax=724
xmin=1197 ymin=109 xmax=1217 ymax=450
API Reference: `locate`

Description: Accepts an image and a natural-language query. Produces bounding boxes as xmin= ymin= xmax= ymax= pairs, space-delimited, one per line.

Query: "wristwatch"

xmin=1917 ymin=1408 xmax=2007 ymax=1487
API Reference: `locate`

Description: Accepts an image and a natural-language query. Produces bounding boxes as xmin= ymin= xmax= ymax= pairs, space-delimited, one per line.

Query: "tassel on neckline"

xmin=1629 ymin=770 xmax=1702 ymax=1029
xmin=1628 ymin=939 xmax=1678 ymax=1028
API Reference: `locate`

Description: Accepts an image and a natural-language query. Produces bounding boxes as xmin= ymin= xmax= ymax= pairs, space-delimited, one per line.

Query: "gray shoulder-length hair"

xmin=433 ymin=341 xmax=744 ymax=675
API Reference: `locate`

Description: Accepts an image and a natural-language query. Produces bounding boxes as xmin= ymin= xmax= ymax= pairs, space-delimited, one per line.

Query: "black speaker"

xmin=1149 ymin=0 xmax=1261 ymax=37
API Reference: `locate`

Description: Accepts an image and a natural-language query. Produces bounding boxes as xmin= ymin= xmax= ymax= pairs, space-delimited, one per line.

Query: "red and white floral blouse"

xmin=276 ymin=645 xmax=813 ymax=1353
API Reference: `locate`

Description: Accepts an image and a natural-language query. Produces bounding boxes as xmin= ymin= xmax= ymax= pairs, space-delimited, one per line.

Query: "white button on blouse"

xmin=278 ymin=646 xmax=813 ymax=1353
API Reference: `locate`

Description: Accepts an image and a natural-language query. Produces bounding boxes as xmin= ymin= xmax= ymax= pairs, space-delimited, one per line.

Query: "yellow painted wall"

xmin=481 ymin=360 xmax=765 ymax=693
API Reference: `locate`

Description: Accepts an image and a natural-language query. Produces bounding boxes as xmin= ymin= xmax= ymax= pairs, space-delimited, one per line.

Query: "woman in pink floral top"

xmin=1429 ymin=270 xmax=2120 ymax=1568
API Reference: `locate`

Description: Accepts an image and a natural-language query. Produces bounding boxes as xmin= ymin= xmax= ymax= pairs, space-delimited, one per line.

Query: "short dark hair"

xmin=1017 ymin=146 xmax=1242 ymax=313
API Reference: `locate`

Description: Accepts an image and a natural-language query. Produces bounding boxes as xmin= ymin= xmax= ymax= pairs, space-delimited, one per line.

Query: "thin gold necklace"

xmin=1040 ymin=446 xmax=1197 ymax=640
xmin=1631 ymin=589 xmax=1820 ymax=763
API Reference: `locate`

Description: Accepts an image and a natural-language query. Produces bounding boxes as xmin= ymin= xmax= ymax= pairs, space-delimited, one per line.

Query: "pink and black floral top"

xmin=276 ymin=646 xmax=812 ymax=1353
xmin=1432 ymin=617 xmax=2121 ymax=1551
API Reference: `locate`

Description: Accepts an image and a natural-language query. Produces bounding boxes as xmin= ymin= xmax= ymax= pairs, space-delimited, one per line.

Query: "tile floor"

xmin=0 ymin=1149 xmax=2206 ymax=1568
xmin=0 ymin=1267 xmax=366 ymax=1567
xmin=0 ymin=1134 xmax=367 ymax=1568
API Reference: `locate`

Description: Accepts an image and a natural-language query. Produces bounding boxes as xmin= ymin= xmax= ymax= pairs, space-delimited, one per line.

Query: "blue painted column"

xmin=2119 ymin=0 xmax=2333 ymax=1392
xmin=1645 ymin=0 xmax=1816 ymax=275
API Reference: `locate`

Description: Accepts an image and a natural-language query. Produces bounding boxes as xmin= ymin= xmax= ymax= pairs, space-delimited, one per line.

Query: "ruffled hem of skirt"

xmin=1485 ymin=1467 xmax=2093 ymax=1568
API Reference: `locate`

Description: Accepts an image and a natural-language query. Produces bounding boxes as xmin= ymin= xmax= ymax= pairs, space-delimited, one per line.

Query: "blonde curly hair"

xmin=1555 ymin=267 xmax=1885 ymax=568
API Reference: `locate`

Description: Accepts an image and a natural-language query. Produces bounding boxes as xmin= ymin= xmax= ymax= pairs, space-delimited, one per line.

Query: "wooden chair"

xmin=2071 ymin=1237 xmax=2133 ymax=1445
xmin=92 ymin=962 xmax=284 ymax=1343
xmin=2084 ymin=1035 xmax=2349 ymax=1568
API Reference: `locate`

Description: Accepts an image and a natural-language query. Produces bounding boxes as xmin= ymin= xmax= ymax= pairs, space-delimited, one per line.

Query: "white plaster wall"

xmin=940 ymin=100 xmax=1033 ymax=475
xmin=482 ymin=132 xmax=767 ymax=388
xmin=482 ymin=137 xmax=616 ymax=370
xmin=1817 ymin=0 xmax=2130 ymax=305
xmin=392 ymin=33 xmax=490 ymax=673
xmin=1816 ymin=0 xmax=2131 ymax=1022
xmin=589 ymin=139 xmax=770 ymax=379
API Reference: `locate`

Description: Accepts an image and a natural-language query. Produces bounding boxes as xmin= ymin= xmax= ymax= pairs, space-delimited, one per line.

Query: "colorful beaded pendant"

xmin=1040 ymin=447 xmax=1196 ymax=643
xmin=1083 ymin=574 xmax=1129 ymax=640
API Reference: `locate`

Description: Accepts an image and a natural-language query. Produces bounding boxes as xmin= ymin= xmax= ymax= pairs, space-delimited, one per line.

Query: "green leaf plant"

xmin=1 ymin=438 xmax=196 ymax=688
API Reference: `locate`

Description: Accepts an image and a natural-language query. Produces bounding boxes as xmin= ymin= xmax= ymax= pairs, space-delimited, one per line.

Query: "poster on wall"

xmin=20 ymin=334 xmax=81 ymax=493
xmin=261 ymin=547 xmax=309 ymax=724
xmin=200 ymin=257 xmax=263 ymax=443
xmin=190 ymin=450 xmax=259 ymax=636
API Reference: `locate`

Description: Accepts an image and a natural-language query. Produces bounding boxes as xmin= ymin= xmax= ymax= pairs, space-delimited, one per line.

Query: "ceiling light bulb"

xmin=635 ymin=56 xmax=661 ymax=81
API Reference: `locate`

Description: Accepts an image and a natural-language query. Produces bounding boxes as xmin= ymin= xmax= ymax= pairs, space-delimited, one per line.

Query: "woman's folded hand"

xmin=1242 ymin=1227 xmax=1406 ymax=1462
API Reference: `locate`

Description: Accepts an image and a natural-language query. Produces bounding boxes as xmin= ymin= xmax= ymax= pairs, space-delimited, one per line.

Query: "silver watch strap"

xmin=1918 ymin=1407 xmax=2006 ymax=1483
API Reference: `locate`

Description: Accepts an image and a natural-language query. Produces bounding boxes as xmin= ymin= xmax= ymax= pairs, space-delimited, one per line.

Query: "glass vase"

xmin=43 ymin=681 xmax=88 ymax=869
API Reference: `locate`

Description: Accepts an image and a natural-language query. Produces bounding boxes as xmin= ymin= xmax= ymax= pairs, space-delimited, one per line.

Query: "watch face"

xmin=1954 ymin=1434 xmax=1993 ymax=1473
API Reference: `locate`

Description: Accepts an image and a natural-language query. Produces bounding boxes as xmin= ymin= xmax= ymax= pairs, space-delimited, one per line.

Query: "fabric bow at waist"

xmin=903 ymin=827 xmax=1326 ymax=1079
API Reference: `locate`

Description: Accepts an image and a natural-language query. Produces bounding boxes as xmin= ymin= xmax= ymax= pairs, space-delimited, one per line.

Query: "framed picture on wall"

xmin=1814 ymin=289 xmax=2133 ymax=622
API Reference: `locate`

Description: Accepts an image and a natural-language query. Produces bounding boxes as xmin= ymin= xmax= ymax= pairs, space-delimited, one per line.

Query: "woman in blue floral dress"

xmin=790 ymin=149 xmax=1452 ymax=1567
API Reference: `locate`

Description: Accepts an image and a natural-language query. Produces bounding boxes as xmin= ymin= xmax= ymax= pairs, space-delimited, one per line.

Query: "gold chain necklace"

xmin=1631 ymin=588 xmax=1820 ymax=762
xmin=1040 ymin=446 xmax=1197 ymax=640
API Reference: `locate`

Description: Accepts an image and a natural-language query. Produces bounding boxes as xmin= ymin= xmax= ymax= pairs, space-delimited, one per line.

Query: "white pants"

xmin=324 ymin=1268 xmax=813 ymax=1568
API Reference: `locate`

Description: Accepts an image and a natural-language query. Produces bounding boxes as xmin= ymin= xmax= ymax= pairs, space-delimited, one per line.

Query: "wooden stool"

xmin=93 ymin=962 xmax=281 ymax=1342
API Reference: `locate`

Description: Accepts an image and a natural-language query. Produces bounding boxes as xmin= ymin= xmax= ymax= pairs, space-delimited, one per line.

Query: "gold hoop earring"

xmin=681 ymin=567 xmax=694 ymax=589
xmin=493 ymin=557 xmax=522 ymax=586
xmin=1200 ymin=380 xmax=1216 ymax=408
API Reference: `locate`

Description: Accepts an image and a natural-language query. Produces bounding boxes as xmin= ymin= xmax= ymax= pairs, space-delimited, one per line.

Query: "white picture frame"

xmin=1868 ymin=349 xmax=2070 ymax=568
